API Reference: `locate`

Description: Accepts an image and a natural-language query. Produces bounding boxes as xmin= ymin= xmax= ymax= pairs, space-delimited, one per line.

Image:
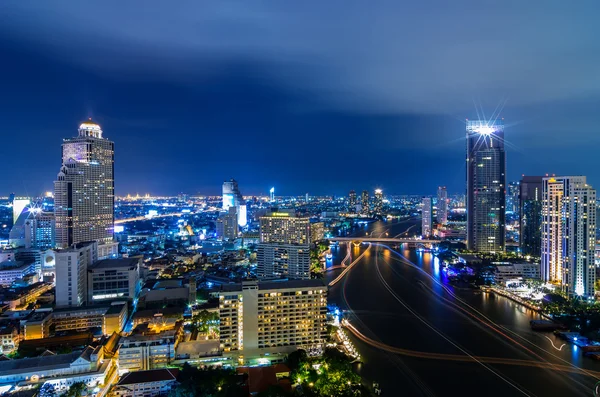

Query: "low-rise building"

xmin=0 ymin=261 xmax=37 ymax=286
xmin=21 ymin=303 xmax=127 ymax=340
xmin=0 ymin=326 xmax=19 ymax=354
xmin=112 ymin=368 xmax=180 ymax=397
xmin=87 ymin=257 xmax=142 ymax=303
xmin=117 ymin=321 xmax=183 ymax=374
xmin=0 ymin=282 xmax=53 ymax=310
xmin=0 ymin=346 xmax=112 ymax=390
xmin=494 ymin=262 xmax=541 ymax=284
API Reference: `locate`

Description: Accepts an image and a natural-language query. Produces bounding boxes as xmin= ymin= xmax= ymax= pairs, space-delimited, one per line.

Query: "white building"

xmin=87 ymin=257 xmax=141 ymax=303
xmin=54 ymin=119 xmax=114 ymax=248
xmin=541 ymin=176 xmax=596 ymax=298
xmin=112 ymin=368 xmax=180 ymax=397
xmin=0 ymin=346 xmax=112 ymax=391
xmin=0 ymin=261 xmax=37 ymax=286
xmin=421 ymin=197 xmax=432 ymax=238
xmin=493 ymin=262 xmax=541 ymax=284
xmin=219 ymin=280 xmax=328 ymax=363
xmin=222 ymin=179 xmax=247 ymax=227
xmin=55 ymin=241 xmax=98 ymax=307
xmin=117 ymin=322 xmax=183 ymax=374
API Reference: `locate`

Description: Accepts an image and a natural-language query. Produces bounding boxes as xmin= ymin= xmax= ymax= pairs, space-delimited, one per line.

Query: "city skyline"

xmin=2 ymin=3 xmax=600 ymax=196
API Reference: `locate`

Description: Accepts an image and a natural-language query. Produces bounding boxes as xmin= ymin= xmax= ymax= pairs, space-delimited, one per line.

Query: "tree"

xmin=65 ymin=382 xmax=87 ymax=397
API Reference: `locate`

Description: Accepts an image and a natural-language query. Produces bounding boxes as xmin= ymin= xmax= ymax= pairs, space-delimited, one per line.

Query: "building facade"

xmin=222 ymin=179 xmax=247 ymax=227
xmin=219 ymin=280 xmax=327 ymax=359
xmin=466 ymin=120 xmax=506 ymax=253
xmin=519 ymin=176 xmax=543 ymax=256
xmin=348 ymin=190 xmax=357 ymax=213
xmin=54 ymin=119 xmax=114 ymax=248
xmin=216 ymin=207 xmax=239 ymax=240
xmin=55 ymin=241 xmax=98 ymax=307
xmin=257 ymin=244 xmax=310 ymax=280
xmin=87 ymin=257 xmax=141 ymax=303
xmin=373 ymin=189 xmax=383 ymax=216
xmin=421 ymin=197 xmax=432 ymax=238
xmin=437 ymin=186 xmax=448 ymax=225
xmin=360 ymin=191 xmax=369 ymax=215
xmin=541 ymin=176 xmax=596 ymax=298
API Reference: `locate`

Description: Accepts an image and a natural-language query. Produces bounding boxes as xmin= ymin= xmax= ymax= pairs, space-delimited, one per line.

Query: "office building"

xmin=361 ymin=190 xmax=369 ymax=215
xmin=507 ymin=181 xmax=520 ymax=214
xmin=437 ymin=186 xmax=448 ymax=225
xmin=118 ymin=321 xmax=183 ymax=374
xmin=55 ymin=241 xmax=98 ymax=307
xmin=216 ymin=207 xmax=239 ymax=240
xmin=219 ymin=280 xmax=327 ymax=359
xmin=466 ymin=119 xmax=506 ymax=253
xmin=494 ymin=262 xmax=541 ymax=285
xmin=373 ymin=189 xmax=383 ymax=215
xmin=541 ymin=176 xmax=596 ymax=298
xmin=87 ymin=257 xmax=142 ymax=303
xmin=0 ymin=261 xmax=37 ymax=286
xmin=421 ymin=197 xmax=432 ymax=237
xmin=9 ymin=207 xmax=55 ymax=250
xmin=222 ymin=179 xmax=247 ymax=227
xmin=519 ymin=176 xmax=543 ymax=256
xmin=54 ymin=119 xmax=114 ymax=248
xmin=348 ymin=190 xmax=357 ymax=213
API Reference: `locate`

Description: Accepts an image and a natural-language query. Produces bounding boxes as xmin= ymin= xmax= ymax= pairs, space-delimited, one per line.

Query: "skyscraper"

xmin=421 ymin=197 xmax=432 ymax=237
xmin=466 ymin=119 xmax=506 ymax=253
xmin=222 ymin=179 xmax=247 ymax=227
xmin=519 ymin=176 xmax=543 ymax=256
xmin=361 ymin=190 xmax=369 ymax=215
xmin=216 ymin=207 xmax=239 ymax=240
xmin=373 ymin=189 xmax=383 ymax=216
xmin=54 ymin=119 xmax=114 ymax=248
xmin=541 ymin=176 xmax=596 ymax=298
xmin=348 ymin=190 xmax=357 ymax=213
xmin=55 ymin=241 xmax=98 ymax=307
xmin=257 ymin=209 xmax=311 ymax=280
xmin=436 ymin=186 xmax=448 ymax=225
xmin=507 ymin=181 xmax=520 ymax=214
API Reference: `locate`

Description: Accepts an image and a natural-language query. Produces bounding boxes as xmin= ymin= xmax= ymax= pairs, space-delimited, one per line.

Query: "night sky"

xmin=1 ymin=2 xmax=599 ymax=196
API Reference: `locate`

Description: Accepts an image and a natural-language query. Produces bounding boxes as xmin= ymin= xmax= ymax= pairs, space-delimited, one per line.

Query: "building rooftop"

xmin=220 ymin=279 xmax=327 ymax=293
xmin=0 ymin=347 xmax=94 ymax=376
xmin=89 ymin=257 xmax=139 ymax=270
xmin=117 ymin=368 xmax=179 ymax=385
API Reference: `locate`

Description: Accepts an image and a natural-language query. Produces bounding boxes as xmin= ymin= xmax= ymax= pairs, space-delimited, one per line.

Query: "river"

xmin=326 ymin=219 xmax=600 ymax=396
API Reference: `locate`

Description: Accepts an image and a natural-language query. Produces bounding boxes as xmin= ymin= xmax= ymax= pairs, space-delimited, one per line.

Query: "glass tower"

xmin=466 ymin=119 xmax=506 ymax=252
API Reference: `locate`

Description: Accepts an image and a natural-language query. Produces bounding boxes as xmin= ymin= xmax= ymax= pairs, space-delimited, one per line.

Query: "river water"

xmin=326 ymin=219 xmax=600 ymax=396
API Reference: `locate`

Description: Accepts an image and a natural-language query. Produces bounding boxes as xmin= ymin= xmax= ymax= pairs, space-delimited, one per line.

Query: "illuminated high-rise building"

xmin=361 ymin=190 xmax=370 ymax=215
xmin=222 ymin=179 xmax=247 ymax=227
xmin=466 ymin=119 xmax=506 ymax=253
xmin=12 ymin=197 xmax=30 ymax=225
xmin=421 ymin=197 xmax=432 ymax=237
xmin=519 ymin=176 xmax=543 ymax=256
xmin=373 ymin=189 xmax=383 ymax=216
xmin=436 ymin=186 xmax=448 ymax=225
xmin=216 ymin=207 xmax=239 ymax=240
xmin=507 ymin=181 xmax=520 ymax=214
xmin=54 ymin=119 xmax=114 ymax=248
xmin=9 ymin=206 xmax=55 ymax=250
xmin=348 ymin=190 xmax=357 ymax=213
xmin=257 ymin=209 xmax=311 ymax=280
xmin=541 ymin=176 xmax=596 ymax=298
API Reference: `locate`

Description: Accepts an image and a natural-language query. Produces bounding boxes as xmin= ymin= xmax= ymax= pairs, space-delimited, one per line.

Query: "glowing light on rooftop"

xmin=475 ymin=126 xmax=495 ymax=135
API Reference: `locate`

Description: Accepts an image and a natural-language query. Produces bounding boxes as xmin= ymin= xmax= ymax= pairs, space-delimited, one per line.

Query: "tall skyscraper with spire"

xmin=54 ymin=119 xmax=115 ymax=248
xmin=466 ymin=119 xmax=506 ymax=253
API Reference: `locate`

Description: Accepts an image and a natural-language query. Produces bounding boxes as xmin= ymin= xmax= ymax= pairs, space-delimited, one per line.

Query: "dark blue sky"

xmin=1 ymin=2 xmax=600 ymax=196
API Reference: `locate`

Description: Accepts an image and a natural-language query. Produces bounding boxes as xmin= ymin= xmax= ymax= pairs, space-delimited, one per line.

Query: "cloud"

xmin=2 ymin=1 xmax=600 ymax=115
